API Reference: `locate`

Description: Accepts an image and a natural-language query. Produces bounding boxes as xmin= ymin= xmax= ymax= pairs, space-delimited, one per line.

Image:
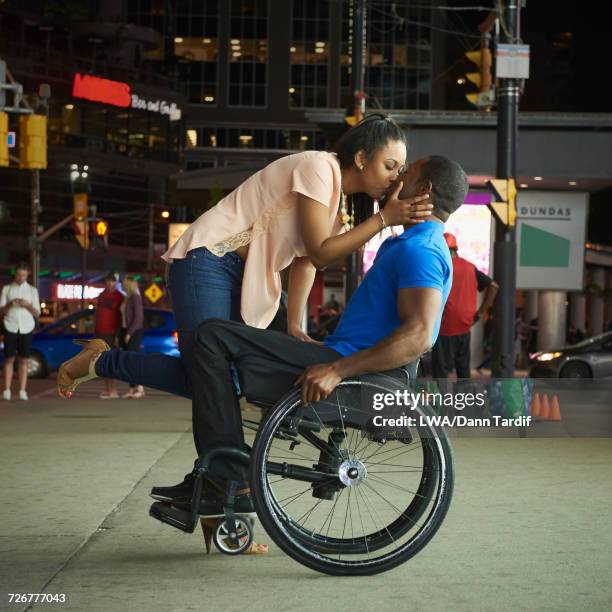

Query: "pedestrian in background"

xmin=120 ymin=275 xmax=145 ymax=399
xmin=94 ymin=272 xmax=123 ymax=399
xmin=432 ymin=233 xmax=499 ymax=379
xmin=0 ymin=262 xmax=40 ymax=401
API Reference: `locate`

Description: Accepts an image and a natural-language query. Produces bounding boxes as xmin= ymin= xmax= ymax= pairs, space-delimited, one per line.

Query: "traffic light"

xmin=464 ymin=46 xmax=494 ymax=109
xmin=0 ymin=111 xmax=8 ymax=167
xmin=73 ymin=192 xmax=88 ymax=220
xmin=345 ymin=108 xmax=363 ymax=127
xmin=94 ymin=219 xmax=108 ymax=237
xmin=345 ymin=92 xmax=365 ymax=127
xmin=19 ymin=114 xmax=47 ymax=169
xmin=486 ymin=178 xmax=517 ymax=227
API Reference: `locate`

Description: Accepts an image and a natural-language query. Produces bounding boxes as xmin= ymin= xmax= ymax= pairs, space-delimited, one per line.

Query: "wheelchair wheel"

xmin=249 ymin=377 xmax=454 ymax=576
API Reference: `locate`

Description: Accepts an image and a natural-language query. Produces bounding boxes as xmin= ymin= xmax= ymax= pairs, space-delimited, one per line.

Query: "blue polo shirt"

xmin=324 ymin=221 xmax=452 ymax=357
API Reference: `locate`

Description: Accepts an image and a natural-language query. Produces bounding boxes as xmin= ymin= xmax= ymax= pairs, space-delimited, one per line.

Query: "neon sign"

xmin=72 ymin=73 xmax=130 ymax=107
xmin=71 ymin=74 xmax=182 ymax=119
xmin=55 ymin=283 xmax=105 ymax=301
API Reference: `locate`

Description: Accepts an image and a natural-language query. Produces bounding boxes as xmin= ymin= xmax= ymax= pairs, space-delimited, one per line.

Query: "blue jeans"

xmin=96 ymin=247 xmax=245 ymax=399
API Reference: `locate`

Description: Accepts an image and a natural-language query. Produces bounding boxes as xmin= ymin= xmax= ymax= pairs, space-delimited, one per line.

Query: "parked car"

xmin=528 ymin=330 xmax=612 ymax=378
xmin=0 ymin=308 xmax=179 ymax=378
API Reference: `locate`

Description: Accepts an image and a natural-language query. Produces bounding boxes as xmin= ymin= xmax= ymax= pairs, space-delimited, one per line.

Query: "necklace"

xmin=340 ymin=190 xmax=354 ymax=230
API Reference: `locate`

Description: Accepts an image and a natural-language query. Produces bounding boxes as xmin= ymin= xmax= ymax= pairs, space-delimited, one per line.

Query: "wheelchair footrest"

xmin=149 ymin=501 xmax=197 ymax=533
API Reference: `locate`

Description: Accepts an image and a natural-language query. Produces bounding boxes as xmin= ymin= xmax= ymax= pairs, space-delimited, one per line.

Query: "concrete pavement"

xmin=1 ymin=379 xmax=611 ymax=612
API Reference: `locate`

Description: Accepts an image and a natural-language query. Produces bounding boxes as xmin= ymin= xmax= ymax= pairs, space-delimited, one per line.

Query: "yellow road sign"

xmin=144 ymin=283 xmax=163 ymax=304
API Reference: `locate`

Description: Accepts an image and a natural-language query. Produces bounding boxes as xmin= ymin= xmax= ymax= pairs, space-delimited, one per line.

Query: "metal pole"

xmin=491 ymin=0 xmax=520 ymax=378
xmin=30 ymin=169 xmax=40 ymax=289
xmin=80 ymin=242 xmax=87 ymax=311
xmin=345 ymin=0 xmax=366 ymax=303
xmin=147 ymin=203 xmax=154 ymax=273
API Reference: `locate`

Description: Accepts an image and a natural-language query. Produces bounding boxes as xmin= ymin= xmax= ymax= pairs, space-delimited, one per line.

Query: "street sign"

xmin=516 ymin=191 xmax=587 ymax=291
xmin=495 ymin=44 xmax=530 ymax=79
xmin=144 ymin=282 xmax=164 ymax=303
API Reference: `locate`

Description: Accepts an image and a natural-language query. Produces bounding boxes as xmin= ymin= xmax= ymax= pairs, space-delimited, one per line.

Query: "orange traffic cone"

xmin=549 ymin=395 xmax=561 ymax=421
xmin=540 ymin=394 xmax=551 ymax=420
xmin=530 ymin=392 xmax=541 ymax=418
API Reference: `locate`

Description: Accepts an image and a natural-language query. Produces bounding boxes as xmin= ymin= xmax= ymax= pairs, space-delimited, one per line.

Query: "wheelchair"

xmin=149 ymin=365 xmax=455 ymax=576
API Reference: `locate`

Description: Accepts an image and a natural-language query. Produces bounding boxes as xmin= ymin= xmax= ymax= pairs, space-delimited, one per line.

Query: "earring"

xmin=360 ymin=165 xmax=364 ymax=171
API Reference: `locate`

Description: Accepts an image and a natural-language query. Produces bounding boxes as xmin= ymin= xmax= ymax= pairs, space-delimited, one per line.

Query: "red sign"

xmin=72 ymin=73 xmax=131 ymax=108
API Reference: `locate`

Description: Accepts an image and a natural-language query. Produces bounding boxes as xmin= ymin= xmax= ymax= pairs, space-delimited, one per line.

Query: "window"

xmin=47 ymin=312 xmax=96 ymax=335
xmin=175 ymin=1 xmax=220 ymax=104
xmin=289 ymin=0 xmax=330 ymax=108
xmin=143 ymin=310 xmax=167 ymax=330
xmin=228 ymin=0 xmax=268 ymax=107
xmin=341 ymin=0 xmax=432 ymax=110
xmin=185 ymin=127 xmax=326 ymax=150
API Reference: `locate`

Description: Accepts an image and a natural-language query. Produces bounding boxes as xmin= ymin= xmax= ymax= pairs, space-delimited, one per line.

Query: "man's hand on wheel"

xmin=295 ymin=363 xmax=342 ymax=404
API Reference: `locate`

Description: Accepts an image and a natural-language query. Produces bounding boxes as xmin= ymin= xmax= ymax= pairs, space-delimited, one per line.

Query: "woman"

xmin=120 ymin=275 xmax=145 ymax=399
xmin=58 ymin=114 xmax=431 ymax=400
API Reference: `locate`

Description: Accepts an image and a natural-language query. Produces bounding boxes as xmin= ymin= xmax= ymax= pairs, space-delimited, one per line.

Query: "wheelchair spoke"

xmin=345 ymin=486 xmax=354 ymax=543
xmin=361 ymin=443 xmax=424 ymax=466
xmin=294 ymin=498 xmax=325 ymax=527
xmin=323 ymin=487 xmax=344 ymax=539
xmin=360 ymin=439 xmax=422 ymax=464
xmin=368 ymin=468 xmax=428 ymax=474
xmin=366 ymin=473 xmax=429 ymax=499
xmin=277 ymin=484 xmax=318 ymax=507
xmin=353 ymin=484 xmax=370 ymax=558
xmin=352 ymin=433 xmax=377 ymax=459
xmin=362 ymin=480 xmax=419 ymax=526
xmin=356 ymin=485 xmax=399 ymax=552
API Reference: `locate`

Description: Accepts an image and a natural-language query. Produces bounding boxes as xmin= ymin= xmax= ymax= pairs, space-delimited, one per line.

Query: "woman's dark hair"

xmin=332 ymin=113 xmax=407 ymax=169
xmin=332 ymin=113 xmax=408 ymax=226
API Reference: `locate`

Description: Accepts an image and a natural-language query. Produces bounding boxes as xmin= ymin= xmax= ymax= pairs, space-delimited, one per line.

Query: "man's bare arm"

xmin=476 ymin=281 xmax=499 ymax=321
xmin=296 ymin=286 xmax=442 ymax=403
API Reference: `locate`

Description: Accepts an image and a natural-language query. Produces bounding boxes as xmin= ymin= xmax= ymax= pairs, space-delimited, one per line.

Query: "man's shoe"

xmin=2 ymin=389 xmax=11 ymax=401
xmin=174 ymin=487 xmax=255 ymax=517
xmin=150 ymin=470 xmax=197 ymax=503
xmin=18 ymin=390 xmax=28 ymax=401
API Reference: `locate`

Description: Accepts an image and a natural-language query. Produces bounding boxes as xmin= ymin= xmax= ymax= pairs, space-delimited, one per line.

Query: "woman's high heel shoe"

xmin=57 ymin=339 xmax=110 ymax=399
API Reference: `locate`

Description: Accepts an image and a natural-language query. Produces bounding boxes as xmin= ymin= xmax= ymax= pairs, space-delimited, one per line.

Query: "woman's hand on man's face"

xmin=382 ymin=181 xmax=433 ymax=226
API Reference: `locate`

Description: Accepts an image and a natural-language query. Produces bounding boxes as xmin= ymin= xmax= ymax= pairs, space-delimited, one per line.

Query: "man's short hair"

xmin=420 ymin=156 xmax=469 ymax=222
xmin=15 ymin=261 xmax=30 ymax=272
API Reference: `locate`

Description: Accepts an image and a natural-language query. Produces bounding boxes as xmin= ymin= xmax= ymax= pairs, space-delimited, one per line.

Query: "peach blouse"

xmin=163 ymin=151 xmax=344 ymax=328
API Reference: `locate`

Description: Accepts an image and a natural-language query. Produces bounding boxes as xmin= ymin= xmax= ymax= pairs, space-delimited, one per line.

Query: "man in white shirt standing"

xmin=0 ymin=262 xmax=41 ymax=401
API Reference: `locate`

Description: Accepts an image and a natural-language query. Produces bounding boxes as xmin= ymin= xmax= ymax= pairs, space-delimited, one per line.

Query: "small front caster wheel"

xmin=213 ymin=517 xmax=254 ymax=555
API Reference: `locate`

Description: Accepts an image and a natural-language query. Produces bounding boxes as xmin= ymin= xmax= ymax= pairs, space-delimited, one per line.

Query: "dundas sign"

xmin=516 ymin=191 xmax=588 ymax=291
xmin=71 ymin=73 xmax=182 ymax=120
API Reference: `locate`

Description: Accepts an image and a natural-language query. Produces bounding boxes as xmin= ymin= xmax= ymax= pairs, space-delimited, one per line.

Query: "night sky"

xmin=444 ymin=0 xmax=612 ymax=245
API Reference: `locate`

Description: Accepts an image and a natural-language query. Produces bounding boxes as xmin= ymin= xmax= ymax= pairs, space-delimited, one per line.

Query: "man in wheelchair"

xmin=150 ymin=155 xmax=469 ymax=517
